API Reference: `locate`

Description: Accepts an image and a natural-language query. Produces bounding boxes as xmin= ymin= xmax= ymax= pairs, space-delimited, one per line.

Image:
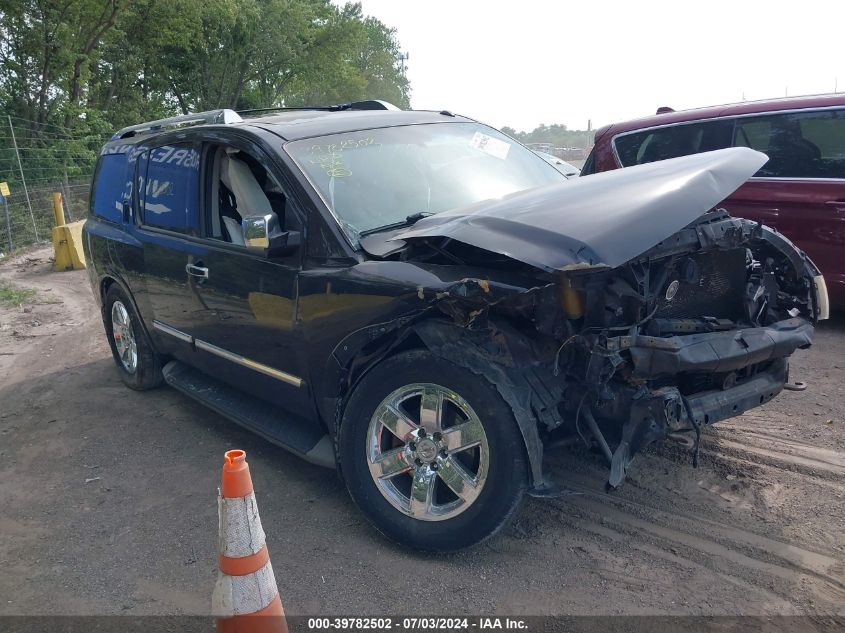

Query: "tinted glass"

xmin=286 ymin=122 xmax=564 ymax=243
xmin=615 ymin=120 xmax=734 ymax=167
xmin=733 ymin=109 xmax=845 ymax=178
xmin=140 ymin=145 xmax=200 ymax=232
xmin=580 ymin=148 xmax=597 ymax=175
xmin=91 ymin=153 xmax=129 ymax=222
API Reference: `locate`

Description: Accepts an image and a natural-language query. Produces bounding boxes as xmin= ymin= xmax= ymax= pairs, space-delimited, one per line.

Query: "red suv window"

xmin=614 ymin=119 xmax=734 ymax=167
xmin=734 ymin=109 xmax=845 ymax=179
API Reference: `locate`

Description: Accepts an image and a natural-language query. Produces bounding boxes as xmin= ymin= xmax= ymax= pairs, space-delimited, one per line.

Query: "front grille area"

xmin=677 ymin=361 xmax=770 ymax=396
xmin=655 ymin=249 xmax=746 ymax=320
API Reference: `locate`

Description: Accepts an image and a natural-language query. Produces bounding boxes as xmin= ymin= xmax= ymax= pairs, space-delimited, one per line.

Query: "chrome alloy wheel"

xmin=111 ymin=300 xmax=138 ymax=374
xmin=366 ymin=383 xmax=489 ymax=521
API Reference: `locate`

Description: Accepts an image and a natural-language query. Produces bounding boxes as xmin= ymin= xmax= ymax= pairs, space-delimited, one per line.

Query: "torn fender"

xmin=411 ymin=319 xmax=565 ymax=487
xmin=395 ymin=147 xmax=768 ymax=272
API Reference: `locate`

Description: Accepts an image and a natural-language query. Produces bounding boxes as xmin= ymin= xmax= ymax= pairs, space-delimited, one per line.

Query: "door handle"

xmin=186 ymin=263 xmax=209 ymax=279
xmin=824 ymin=200 xmax=845 ymax=206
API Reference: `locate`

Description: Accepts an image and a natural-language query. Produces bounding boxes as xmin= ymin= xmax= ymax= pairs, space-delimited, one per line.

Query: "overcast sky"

xmin=356 ymin=0 xmax=845 ymax=132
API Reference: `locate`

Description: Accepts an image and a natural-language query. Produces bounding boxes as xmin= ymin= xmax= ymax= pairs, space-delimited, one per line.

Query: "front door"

xmin=185 ymin=243 xmax=311 ymax=413
xmin=184 ymin=137 xmax=313 ymax=415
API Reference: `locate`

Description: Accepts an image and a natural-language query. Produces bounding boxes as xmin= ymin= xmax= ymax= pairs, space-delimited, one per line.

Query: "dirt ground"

xmin=0 ymin=247 xmax=843 ymax=620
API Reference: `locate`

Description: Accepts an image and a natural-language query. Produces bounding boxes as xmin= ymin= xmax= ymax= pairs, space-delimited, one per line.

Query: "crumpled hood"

xmin=394 ymin=147 xmax=768 ymax=272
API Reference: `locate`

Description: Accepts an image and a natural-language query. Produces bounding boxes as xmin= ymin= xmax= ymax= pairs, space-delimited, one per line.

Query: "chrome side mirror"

xmin=242 ymin=213 xmax=278 ymax=250
xmin=241 ymin=212 xmax=301 ymax=257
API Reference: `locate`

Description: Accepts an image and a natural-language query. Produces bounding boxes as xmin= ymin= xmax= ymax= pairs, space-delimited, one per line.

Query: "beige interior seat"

xmin=219 ymin=150 xmax=274 ymax=245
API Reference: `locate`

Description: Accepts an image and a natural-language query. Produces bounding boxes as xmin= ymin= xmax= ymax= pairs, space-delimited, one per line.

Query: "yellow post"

xmin=51 ymin=190 xmax=85 ymax=271
xmin=52 ymin=191 xmax=66 ymax=227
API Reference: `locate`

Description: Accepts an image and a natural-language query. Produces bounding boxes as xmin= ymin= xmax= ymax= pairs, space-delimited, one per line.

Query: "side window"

xmin=203 ymin=144 xmax=299 ymax=247
xmin=733 ymin=118 xmax=770 ymax=151
xmin=580 ymin=147 xmax=597 ymax=176
xmin=139 ymin=144 xmax=200 ymax=233
xmin=91 ymin=153 xmax=129 ymax=223
xmin=733 ymin=110 xmax=845 ymax=179
xmin=614 ymin=120 xmax=733 ymax=167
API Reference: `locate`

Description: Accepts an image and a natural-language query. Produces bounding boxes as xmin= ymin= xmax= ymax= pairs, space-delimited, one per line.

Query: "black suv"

xmin=83 ymin=103 xmax=828 ymax=551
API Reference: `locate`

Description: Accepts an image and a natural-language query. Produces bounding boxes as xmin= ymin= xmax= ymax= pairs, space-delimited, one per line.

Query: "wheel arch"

xmin=317 ymin=319 xmax=428 ymax=435
xmin=324 ymin=316 xmax=561 ymax=488
xmin=100 ymin=275 xmax=117 ymax=303
xmin=408 ymin=319 xmax=553 ymax=488
xmin=98 ymin=273 xmax=158 ymax=352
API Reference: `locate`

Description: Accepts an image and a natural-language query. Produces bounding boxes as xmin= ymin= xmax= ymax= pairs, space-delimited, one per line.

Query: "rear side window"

xmin=734 ymin=109 xmax=845 ymax=179
xmin=139 ymin=144 xmax=200 ymax=233
xmin=614 ymin=120 xmax=734 ymax=167
xmin=580 ymin=148 xmax=597 ymax=175
xmin=91 ymin=153 xmax=129 ymax=223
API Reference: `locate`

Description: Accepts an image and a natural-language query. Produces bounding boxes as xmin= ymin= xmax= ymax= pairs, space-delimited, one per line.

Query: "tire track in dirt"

xmin=713 ymin=426 xmax=845 ymax=475
xmin=539 ymin=415 xmax=845 ymax=613
xmin=701 ymin=439 xmax=842 ymax=479
xmin=538 ymin=501 xmax=793 ymax=610
xmin=556 ymin=478 xmax=844 ymax=591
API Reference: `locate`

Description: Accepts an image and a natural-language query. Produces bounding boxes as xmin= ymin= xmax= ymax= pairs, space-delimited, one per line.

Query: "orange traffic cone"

xmin=212 ymin=450 xmax=288 ymax=633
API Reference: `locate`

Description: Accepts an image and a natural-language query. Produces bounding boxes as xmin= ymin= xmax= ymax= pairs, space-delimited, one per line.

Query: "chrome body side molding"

xmin=152 ymin=320 xmax=303 ymax=387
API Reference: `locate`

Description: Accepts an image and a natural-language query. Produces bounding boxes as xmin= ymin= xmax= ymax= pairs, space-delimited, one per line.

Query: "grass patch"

xmin=0 ymin=281 xmax=36 ymax=307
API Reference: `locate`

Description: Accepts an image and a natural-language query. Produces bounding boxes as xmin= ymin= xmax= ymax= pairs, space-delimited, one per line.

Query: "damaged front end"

xmin=550 ymin=212 xmax=821 ymax=489
xmin=386 ymin=148 xmax=827 ymax=490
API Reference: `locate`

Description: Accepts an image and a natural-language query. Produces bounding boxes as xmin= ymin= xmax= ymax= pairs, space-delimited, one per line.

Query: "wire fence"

xmin=0 ymin=179 xmax=92 ymax=252
xmin=0 ymin=115 xmax=104 ymax=254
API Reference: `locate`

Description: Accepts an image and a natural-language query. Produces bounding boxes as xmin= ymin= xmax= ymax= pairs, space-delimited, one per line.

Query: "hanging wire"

xmin=6 ymin=115 xmax=104 ymax=139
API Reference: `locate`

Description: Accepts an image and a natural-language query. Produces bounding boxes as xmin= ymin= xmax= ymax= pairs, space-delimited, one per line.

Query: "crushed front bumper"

xmin=602 ymin=318 xmax=813 ymax=489
xmin=685 ymin=357 xmax=788 ymax=426
xmin=626 ymin=317 xmax=813 ymax=378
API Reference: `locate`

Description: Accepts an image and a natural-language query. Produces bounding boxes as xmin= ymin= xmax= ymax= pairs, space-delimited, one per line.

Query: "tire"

xmin=103 ymin=284 xmax=163 ymax=391
xmin=338 ymin=349 xmax=529 ymax=551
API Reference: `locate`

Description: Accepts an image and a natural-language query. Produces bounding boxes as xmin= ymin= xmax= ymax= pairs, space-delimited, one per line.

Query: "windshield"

xmin=286 ymin=122 xmax=565 ymax=243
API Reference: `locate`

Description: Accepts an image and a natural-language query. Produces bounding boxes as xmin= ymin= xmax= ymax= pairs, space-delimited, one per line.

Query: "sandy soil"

xmin=0 ymin=247 xmax=843 ymax=620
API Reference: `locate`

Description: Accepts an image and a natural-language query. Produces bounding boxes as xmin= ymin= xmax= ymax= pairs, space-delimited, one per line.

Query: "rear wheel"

xmin=103 ymin=284 xmax=163 ymax=390
xmin=338 ymin=349 xmax=529 ymax=551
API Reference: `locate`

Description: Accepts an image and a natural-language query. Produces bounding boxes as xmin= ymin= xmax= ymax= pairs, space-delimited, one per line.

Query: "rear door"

xmin=135 ymin=141 xmax=208 ymax=360
xmin=726 ymin=109 xmax=845 ymax=305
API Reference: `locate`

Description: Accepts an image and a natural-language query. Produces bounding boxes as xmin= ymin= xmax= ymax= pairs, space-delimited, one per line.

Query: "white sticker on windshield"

xmin=469 ymin=132 xmax=511 ymax=160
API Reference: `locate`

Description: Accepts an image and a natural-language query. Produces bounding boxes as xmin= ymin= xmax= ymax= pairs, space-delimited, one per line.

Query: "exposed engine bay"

xmin=541 ymin=211 xmax=822 ymax=489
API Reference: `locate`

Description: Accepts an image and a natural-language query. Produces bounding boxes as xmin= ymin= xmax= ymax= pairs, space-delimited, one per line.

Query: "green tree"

xmin=504 ymin=123 xmax=593 ymax=149
xmin=356 ymin=17 xmax=410 ymax=109
xmin=1 ymin=0 xmax=411 ymax=132
xmin=267 ymin=4 xmax=410 ymax=109
xmin=0 ymin=0 xmax=126 ymax=127
xmin=0 ymin=0 xmax=411 ymax=196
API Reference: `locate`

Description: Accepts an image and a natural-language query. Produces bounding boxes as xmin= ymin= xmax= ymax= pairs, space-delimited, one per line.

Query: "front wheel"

xmin=338 ymin=349 xmax=529 ymax=551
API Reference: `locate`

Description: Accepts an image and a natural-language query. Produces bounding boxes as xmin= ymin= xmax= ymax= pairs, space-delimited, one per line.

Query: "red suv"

xmin=583 ymin=93 xmax=845 ymax=308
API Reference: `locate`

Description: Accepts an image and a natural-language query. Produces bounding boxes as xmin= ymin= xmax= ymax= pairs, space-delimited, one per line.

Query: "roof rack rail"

xmin=111 ymin=108 xmax=243 ymax=140
xmin=336 ymin=100 xmax=400 ymax=111
xmin=236 ymin=100 xmax=400 ymax=118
